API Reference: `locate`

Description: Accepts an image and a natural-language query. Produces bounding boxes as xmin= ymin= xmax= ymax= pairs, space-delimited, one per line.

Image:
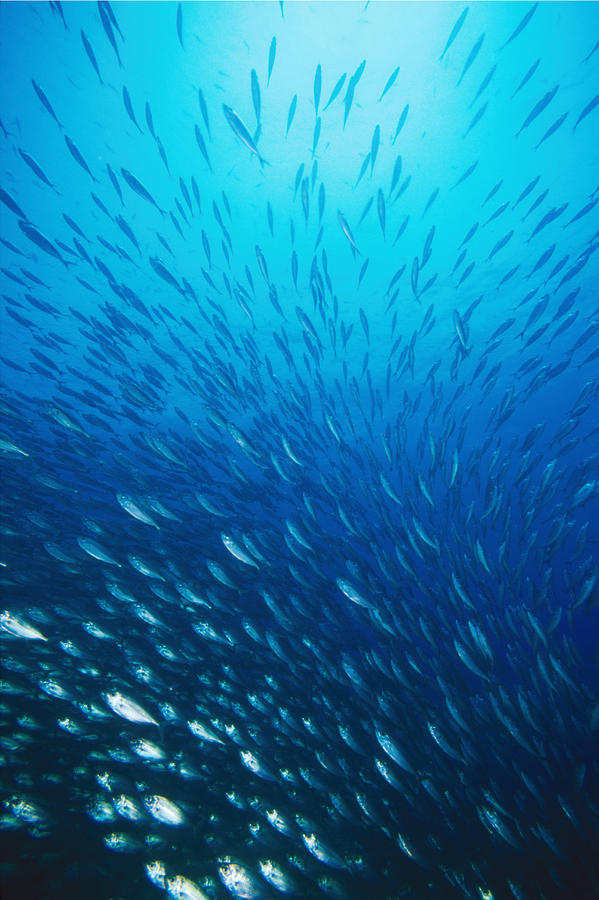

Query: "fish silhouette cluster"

xmin=1 ymin=2 xmax=599 ymax=899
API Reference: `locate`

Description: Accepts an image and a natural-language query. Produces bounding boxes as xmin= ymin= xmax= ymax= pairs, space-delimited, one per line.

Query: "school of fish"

xmin=1 ymin=2 xmax=599 ymax=899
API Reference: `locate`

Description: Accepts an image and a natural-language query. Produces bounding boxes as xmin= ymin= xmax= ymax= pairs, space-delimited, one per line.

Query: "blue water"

xmin=1 ymin=2 xmax=599 ymax=899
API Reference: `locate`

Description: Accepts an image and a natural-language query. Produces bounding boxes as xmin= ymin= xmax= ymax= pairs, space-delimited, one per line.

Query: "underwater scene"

xmin=1 ymin=1 xmax=599 ymax=898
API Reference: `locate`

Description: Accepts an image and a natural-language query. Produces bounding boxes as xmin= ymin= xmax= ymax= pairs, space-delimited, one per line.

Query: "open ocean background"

xmin=1 ymin=2 xmax=599 ymax=898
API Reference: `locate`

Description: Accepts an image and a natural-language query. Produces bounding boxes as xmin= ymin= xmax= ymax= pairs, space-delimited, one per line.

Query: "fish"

xmin=535 ymin=112 xmax=568 ymax=149
xmin=64 ymin=135 xmax=98 ymax=182
xmin=222 ymin=104 xmax=269 ymax=167
xmin=370 ymin=124 xmax=380 ymax=174
xmin=379 ymin=65 xmax=400 ymax=101
xmin=18 ymin=149 xmax=58 ymax=192
xmin=122 ymin=85 xmax=143 ymax=133
xmin=197 ymin=89 xmax=210 ymax=137
xmin=501 ymin=3 xmax=538 ymax=50
xmin=313 ymin=63 xmax=322 ymax=115
xmin=81 ymin=29 xmax=103 ymax=83
xmin=0 ymin=186 xmax=28 ymax=220
xmin=194 ymin=125 xmax=212 ymax=171
xmin=250 ymin=68 xmax=261 ymax=132
xmin=176 ymin=2 xmax=183 ymax=48
xmin=389 ymin=154 xmax=403 ymax=195
xmin=31 ymin=79 xmax=62 ymax=128
xmin=77 ymin=536 xmax=120 ymax=566
xmin=574 ymin=93 xmax=599 ymax=130
xmin=511 ymin=58 xmax=540 ymax=98
xmin=18 ymin=220 xmax=70 ymax=268
xmin=104 ymin=691 xmax=157 ymax=725
xmin=516 ymin=85 xmax=559 ymax=136
xmin=323 ymin=72 xmax=346 ymax=111
xmin=464 ymin=101 xmax=487 ymax=137
xmin=98 ymin=0 xmax=122 ymax=66
xmin=457 ymin=33 xmax=485 ymax=87
xmin=267 ymin=36 xmax=276 ymax=86
xmin=120 ymin=168 xmax=164 ymax=212
xmin=470 ymin=65 xmax=496 ymax=108
xmin=286 ymin=94 xmax=297 ymax=136
xmin=452 ymin=160 xmax=478 ymax=188
xmin=439 ymin=6 xmax=469 ymax=61
xmin=337 ymin=210 xmax=360 ymax=255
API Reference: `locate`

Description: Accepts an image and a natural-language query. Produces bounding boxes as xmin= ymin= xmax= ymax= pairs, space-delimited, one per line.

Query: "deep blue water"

xmin=1 ymin=2 xmax=599 ymax=899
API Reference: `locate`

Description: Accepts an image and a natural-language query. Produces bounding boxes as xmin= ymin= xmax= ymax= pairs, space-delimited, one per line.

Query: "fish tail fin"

xmin=259 ymin=154 xmax=271 ymax=169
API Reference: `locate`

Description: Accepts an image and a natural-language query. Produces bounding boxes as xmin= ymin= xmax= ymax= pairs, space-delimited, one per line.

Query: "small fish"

xmin=323 ymin=72 xmax=346 ymax=111
xmin=251 ymin=68 xmax=261 ymax=130
xmin=488 ymin=229 xmax=513 ymax=260
xmin=566 ymin=197 xmax=598 ymax=227
xmin=337 ymin=210 xmax=360 ymax=255
xmin=501 ymin=3 xmax=538 ymax=50
xmin=389 ymin=154 xmax=403 ymax=196
xmin=513 ymin=175 xmax=540 ymax=209
xmin=312 ymin=117 xmax=321 ymax=157
xmin=440 ymin=6 xmax=469 ymax=61
xmin=62 ymin=213 xmax=88 ymax=242
xmin=197 ymin=89 xmax=210 ymax=136
xmin=377 ymin=189 xmax=386 ymax=237
xmin=18 ymin=149 xmax=58 ymax=192
xmin=358 ymin=196 xmax=373 ymax=224
xmin=77 ymin=536 xmax=120 ymax=566
xmin=584 ymin=38 xmax=599 ymax=63
xmin=343 ymin=78 xmax=356 ymax=128
xmin=104 ymin=691 xmax=157 ymax=725
xmin=370 ymin=124 xmax=380 ymax=175
xmin=313 ymin=64 xmax=322 ymax=116
xmin=423 ymin=186 xmax=439 ymax=217
xmin=574 ymin=93 xmax=599 ymax=131
xmin=1 ymin=611 xmax=47 ymax=641
xmin=194 ymin=125 xmax=212 ymax=171
xmin=117 ymin=494 xmax=159 ymax=528
xmin=464 ymin=102 xmax=487 ymax=138
xmin=267 ymin=36 xmax=276 ymax=86
xmin=0 ymin=186 xmax=28 ymax=221
xmin=121 ymin=168 xmax=163 ymax=213
xmin=106 ymin=163 xmax=123 ymax=204
xmin=149 ymin=256 xmax=183 ymax=293
xmin=452 ymin=160 xmax=478 ymax=189
xmin=512 ymin=58 xmax=540 ymax=99
xmin=98 ymin=0 xmax=122 ymax=67
xmin=470 ymin=65 xmax=496 ymax=108
xmin=517 ymin=85 xmax=559 ymax=136
xmin=31 ymin=79 xmax=62 ymax=128
xmin=141 ymin=102 xmax=155 ymax=139
xmin=354 ymin=154 xmax=371 ymax=190
xmin=176 ymin=2 xmax=183 ymax=48
xmin=393 ymin=104 xmax=409 ymax=143
xmin=221 ymin=534 xmax=259 ymax=568
xmin=81 ymin=30 xmax=103 ymax=84
xmin=379 ymin=65 xmax=400 ymax=101
xmin=122 ymin=85 xmax=143 ymax=134
xmin=535 ymin=112 xmax=568 ymax=149
xmin=286 ymin=94 xmax=297 ymax=136
xmin=65 ymin=135 xmax=98 ymax=182
xmin=457 ymin=33 xmax=485 ymax=87
xmin=18 ymin=220 xmax=69 ymax=268
xmin=222 ymin=104 xmax=269 ymax=167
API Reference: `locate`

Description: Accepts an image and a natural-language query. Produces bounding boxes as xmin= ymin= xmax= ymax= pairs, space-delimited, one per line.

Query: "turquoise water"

xmin=1 ymin=2 xmax=599 ymax=898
